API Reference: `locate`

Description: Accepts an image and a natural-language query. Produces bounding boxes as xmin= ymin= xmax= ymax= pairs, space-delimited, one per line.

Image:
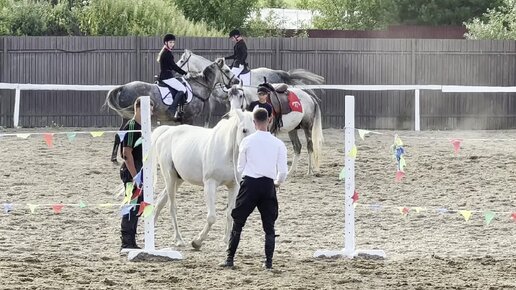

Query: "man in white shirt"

xmin=220 ymin=108 xmax=288 ymax=270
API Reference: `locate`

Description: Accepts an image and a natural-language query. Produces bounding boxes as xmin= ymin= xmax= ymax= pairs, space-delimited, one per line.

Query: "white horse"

xmin=151 ymin=109 xmax=256 ymax=249
xmin=228 ymin=84 xmax=323 ymax=175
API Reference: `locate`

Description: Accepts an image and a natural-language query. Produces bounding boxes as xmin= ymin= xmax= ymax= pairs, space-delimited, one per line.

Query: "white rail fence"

xmin=2 ymin=82 xmax=516 ymax=129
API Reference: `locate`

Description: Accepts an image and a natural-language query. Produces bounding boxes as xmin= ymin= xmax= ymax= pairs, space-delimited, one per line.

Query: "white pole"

xmin=13 ymin=88 xmax=20 ymax=128
xmin=343 ymin=95 xmax=355 ymax=257
xmin=415 ymin=89 xmax=420 ymax=131
xmin=140 ymin=96 xmax=155 ymax=251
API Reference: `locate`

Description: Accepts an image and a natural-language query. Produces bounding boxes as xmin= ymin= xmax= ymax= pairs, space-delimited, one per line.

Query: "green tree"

xmin=173 ymin=0 xmax=258 ymax=32
xmin=395 ymin=0 xmax=506 ymax=25
xmin=310 ymin=0 xmax=397 ymax=30
xmin=465 ymin=0 xmax=516 ymax=39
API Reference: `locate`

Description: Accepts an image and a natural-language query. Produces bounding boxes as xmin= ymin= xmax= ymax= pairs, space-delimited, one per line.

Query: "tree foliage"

xmin=465 ymin=0 xmax=516 ymax=39
xmin=173 ymin=0 xmax=258 ymax=32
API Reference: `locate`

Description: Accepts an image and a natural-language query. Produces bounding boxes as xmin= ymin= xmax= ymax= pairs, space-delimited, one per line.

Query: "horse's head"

xmin=176 ymin=49 xmax=209 ymax=73
xmin=203 ymin=58 xmax=240 ymax=89
xmin=228 ymin=84 xmax=246 ymax=111
xmin=234 ymin=109 xmax=255 ymax=144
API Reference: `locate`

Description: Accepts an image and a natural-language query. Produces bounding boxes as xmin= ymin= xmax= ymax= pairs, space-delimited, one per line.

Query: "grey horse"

xmin=105 ymin=58 xmax=238 ymax=162
xmin=176 ymin=49 xmax=325 ymax=126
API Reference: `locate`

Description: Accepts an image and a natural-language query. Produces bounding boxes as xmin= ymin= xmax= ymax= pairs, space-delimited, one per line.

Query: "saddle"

xmin=268 ymin=83 xmax=293 ymax=116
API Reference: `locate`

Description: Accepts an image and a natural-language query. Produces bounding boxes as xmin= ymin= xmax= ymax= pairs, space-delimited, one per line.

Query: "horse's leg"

xmin=303 ymin=126 xmax=315 ymax=175
xmin=110 ymin=118 xmax=129 ymax=163
xmin=191 ymin=179 xmax=218 ymax=250
xmin=223 ymin=183 xmax=239 ymax=245
xmin=288 ymin=130 xmax=302 ymax=175
xmin=203 ymin=97 xmax=214 ymax=128
xmin=159 ymin=160 xmax=185 ymax=247
xmin=168 ymin=179 xmax=185 ymax=246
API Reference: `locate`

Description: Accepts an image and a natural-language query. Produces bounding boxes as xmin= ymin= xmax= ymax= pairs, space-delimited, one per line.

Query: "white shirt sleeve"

xmin=237 ymin=138 xmax=248 ymax=176
xmin=275 ymin=141 xmax=288 ymax=184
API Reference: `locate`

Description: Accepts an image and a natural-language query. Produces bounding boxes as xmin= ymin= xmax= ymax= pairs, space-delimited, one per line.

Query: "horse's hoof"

xmin=191 ymin=240 xmax=202 ymax=250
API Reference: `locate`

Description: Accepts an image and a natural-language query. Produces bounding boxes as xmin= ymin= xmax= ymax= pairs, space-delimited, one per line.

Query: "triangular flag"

xmin=123 ymin=183 xmax=134 ymax=204
xmin=134 ymin=137 xmax=143 ymax=147
xmin=3 ymin=203 xmax=13 ymax=214
xmin=459 ymin=210 xmax=472 ymax=222
xmin=484 ymin=211 xmax=495 ymax=225
xmin=43 ymin=133 xmax=54 ymax=148
xmin=370 ymin=204 xmax=383 ymax=211
xmin=451 ymin=139 xmax=462 ymax=155
xmin=399 ymin=207 xmax=410 ymax=215
xmin=52 ymin=204 xmax=64 ymax=214
xmin=117 ymin=131 xmax=127 ymax=141
xmin=133 ymin=170 xmax=143 ymax=188
xmin=16 ymin=133 xmax=31 ymax=139
xmin=137 ymin=202 xmax=150 ymax=216
xmin=90 ymin=131 xmax=104 ymax=137
xmin=395 ymin=136 xmax=403 ymax=146
xmin=27 ymin=203 xmax=38 ymax=214
xmin=358 ymin=129 xmax=369 ymax=141
xmin=143 ymin=205 xmax=154 ymax=218
xmin=399 ymin=156 xmax=407 ymax=171
xmin=131 ymin=187 xmax=142 ymax=201
xmin=351 ymin=190 xmax=359 ymax=203
xmin=347 ymin=145 xmax=357 ymax=158
xmin=66 ymin=132 xmax=77 ymax=142
xmin=78 ymin=201 xmax=87 ymax=208
xmin=437 ymin=208 xmax=449 ymax=214
xmin=414 ymin=207 xmax=424 ymax=213
xmin=395 ymin=170 xmax=405 ymax=182
xmin=338 ymin=167 xmax=346 ymax=180
xmin=120 ymin=204 xmax=134 ymax=216
xmin=511 ymin=213 xmax=516 ymax=222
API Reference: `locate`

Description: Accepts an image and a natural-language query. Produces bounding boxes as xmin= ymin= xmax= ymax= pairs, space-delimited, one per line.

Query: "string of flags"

xmin=0 ymin=130 xmax=142 ymax=148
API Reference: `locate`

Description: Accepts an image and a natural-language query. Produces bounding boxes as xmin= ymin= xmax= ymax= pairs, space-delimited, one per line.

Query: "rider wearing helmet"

xmin=225 ymin=29 xmax=250 ymax=86
xmin=157 ymin=33 xmax=190 ymax=121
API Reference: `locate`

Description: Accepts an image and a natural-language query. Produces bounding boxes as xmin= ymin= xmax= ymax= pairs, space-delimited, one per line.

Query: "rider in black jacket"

xmin=225 ymin=29 xmax=250 ymax=85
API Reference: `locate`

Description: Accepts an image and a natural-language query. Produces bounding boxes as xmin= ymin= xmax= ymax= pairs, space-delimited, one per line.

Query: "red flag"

xmin=511 ymin=213 xmax=516 ymax=222
xmin=137 ymin=201 xmax=150 ymax=216
xmin=43 ymin=133 xmax=54 ymax=148
xmin=352 ymin=191 xmax=359 ymax=203
xmin=402 ymin=207 xmax=410 ymax=215
xmin=450 ymin=139 xmax=462 ymax=155
xmin=52 ymin=204 xmax=64 ymax=214
xmin=395 ymin=171 xmax=405 ymax=182
xmin=131 ymin=187 xmax=142 ymax=201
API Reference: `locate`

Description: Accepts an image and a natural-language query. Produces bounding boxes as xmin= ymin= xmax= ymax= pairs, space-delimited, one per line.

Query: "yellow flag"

xmin=347 ymin=145 xmax=357 ymax=158
xmin=16 ymin=133 xmax=31 ymax=139
xmin=459 ymin=210 xmax=472 ymax=222
xmin=90 ymin=131 xmax=105 ymax=137
xmin=395 ymin=136 xmax=403 ymax=146
xmin=27 ymin=204 xmax=38 ymax=214
xmin=143 ymin=205 xmax=154 ymax=218
xmin=358 ymin=129 xmax=369 ymax=141
xmin=414 ymin=207 xmax=423 ymax=213
xmin=123 ymin=183 xmax=133 ymax=204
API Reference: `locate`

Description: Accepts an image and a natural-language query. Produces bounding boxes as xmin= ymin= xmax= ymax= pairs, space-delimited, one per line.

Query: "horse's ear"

xmin=215 ymin=57 xmax=225 ymax=67
xmin=184 ymin=49 xmax=191 ymax=55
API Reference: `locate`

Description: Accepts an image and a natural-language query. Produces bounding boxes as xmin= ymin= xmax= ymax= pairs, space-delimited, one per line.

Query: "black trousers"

xmin=231 ymin=176 xmax=278 ymax=236
xmin=120 ymin=167 xmax=144 ymax=242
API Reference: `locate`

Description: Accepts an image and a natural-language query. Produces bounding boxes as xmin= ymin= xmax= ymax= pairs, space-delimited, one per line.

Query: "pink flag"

xmin=43 ymin=133 xmax=54 ymax=148
xmin=352 ymin=191 xmax=359 ymax=203
xmin=511 ymin=213 xmax=516 ymax=222
xmin=52 ymin=204 xmax=64 ymax=214
xmin=450 ymin=139 xmax=462 ymax=155
xmin=395 ymin=170 xmax=405 ymax=182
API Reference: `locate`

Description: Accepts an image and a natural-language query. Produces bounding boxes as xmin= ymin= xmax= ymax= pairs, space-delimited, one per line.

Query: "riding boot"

xmin=219 ymin=230 xmax=241 ymax=267
xmin=120 ymin=212 xmax=140 ymax=250
xmin=264 ymin=233 xmax=275 ymax=269
xmin=167 ymin=91 xmax=186 ymax=121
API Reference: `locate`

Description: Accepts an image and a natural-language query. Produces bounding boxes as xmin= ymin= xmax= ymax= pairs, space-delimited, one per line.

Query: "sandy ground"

xmin=1 ymin=127 xmax=516 ymax=289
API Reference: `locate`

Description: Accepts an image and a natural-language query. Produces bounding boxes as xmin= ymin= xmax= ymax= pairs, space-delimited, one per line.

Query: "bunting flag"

xmin=338 ymin=167 xmax=346 ymax=180
xmin=123 ymin=183 xmax=134 ymax=204
xmin=90 ymin=131 xmax=105 ymax=137
xmin=358 ymin=129 xmax=370 ymax=141
xmin=512 ymin=213 xmax=516 ymax=222
xmin=52 ymin=204 xmax=64 ymax=214
xmin=370 ymin=204 xmax=383 ymax=211
xmin=347 ymin=145 xmax=357 ymax=158
xmin=131 ymin=187 xmax=142 ymax=201
xmin=78 ymin=201 xmax=87 ymax=208
xmin=120 ymin=204 xmax=135 ymax=217
xmin=395 ymin=170 xmax=405 ymax=182
xmin=66 ymin=132 xmax=77 ymax=142
xmin=437 ymin=208 xmax=449 ymax=214
xmin=451 ymin=139 xmax=462 ymax=155
xmin=117 ymin=131 xmax=127 ymax=141
xmin=134 ymin=137 xmax=143 ymax=147
xmin=3 ymin=203 xmax=13 ymax=214
xmin=137 ymin=202 xmax=150 ymax=216
xmin=133 ymin=170 xmax=143 ymax=188
xmin=399 ymin=207 xmax=410 ymax=216
xmin=484 ymin=211 xmax=495 ymax=225
xmin=459 ymin=210 xmax=472 ymax=222
xmin=43 ymin=133 xmax=54 ymax=148
xmin=352 ymin=190 xmax=359 ymax=203
xmin=143 ymin=205 xmax=154 ymax=218
xmin=399 ymin=156 xmax=407 ymax=172
xmin=27 ymin=203 xmax=38 ymax=214
xmin=16 ymin=133 xmax=31 ymax=139
xmin=414 ymin=207 xmax=424 ymax=213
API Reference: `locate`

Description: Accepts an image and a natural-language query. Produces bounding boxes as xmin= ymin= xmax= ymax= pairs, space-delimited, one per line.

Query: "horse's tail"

xmin=286 ymin=69 xmax=325 ymax=85
xmin=103 ymin=85 xmax=134 ymax=119
xmin=311 ymin=100 xmax=324 ymax=171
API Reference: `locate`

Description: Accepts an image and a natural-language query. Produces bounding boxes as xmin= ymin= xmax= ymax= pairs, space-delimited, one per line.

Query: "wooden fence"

xmin=1 ymin=36 xmax=516 ymax=129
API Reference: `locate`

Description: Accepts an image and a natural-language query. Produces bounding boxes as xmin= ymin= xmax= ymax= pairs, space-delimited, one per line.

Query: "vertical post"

xmin=275 ymin=37 xmax=281 ymax=70
xmin=13 ymin=87 xmax=20 ymax=128
xmin=135 ymin=36 xmax=141 ymax=81
xmin=415 ymin=89 xmax=420 ymax=131
xmin=140 ymin=96 xmax=155 ymax=251
xmin=343 ymin=95 xmax=355 ymax=257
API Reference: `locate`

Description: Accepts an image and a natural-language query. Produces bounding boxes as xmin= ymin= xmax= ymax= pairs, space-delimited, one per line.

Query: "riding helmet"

xmin=257 ymin=83 xmax=273 ymax=94
xmin=229 ymin=29 xmax=241 ymax=38
xmin=163 ymin=34 xmax=176 ymax=43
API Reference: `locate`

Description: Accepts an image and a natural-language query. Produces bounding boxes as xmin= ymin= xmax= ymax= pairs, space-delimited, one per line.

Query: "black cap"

xmin=163 ymin=34 xmax=176 ymax=43
xmin=229 ymin=29 xmax=240 ymax=38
